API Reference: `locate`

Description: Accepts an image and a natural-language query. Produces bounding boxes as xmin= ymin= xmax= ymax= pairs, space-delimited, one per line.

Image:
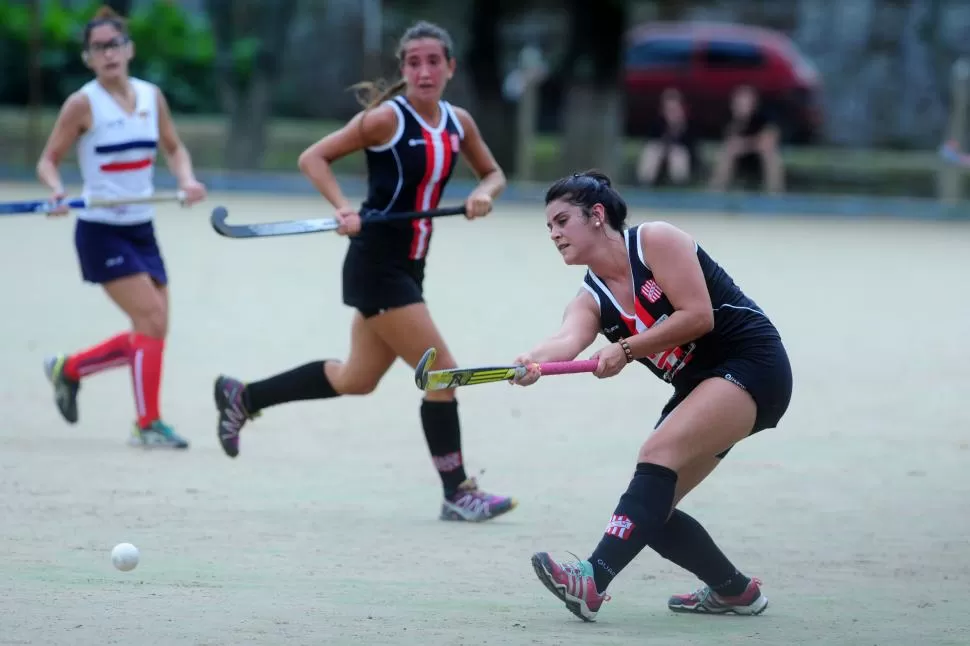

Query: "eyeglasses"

xmin=86 ymin=36 xmax=129 ymax=54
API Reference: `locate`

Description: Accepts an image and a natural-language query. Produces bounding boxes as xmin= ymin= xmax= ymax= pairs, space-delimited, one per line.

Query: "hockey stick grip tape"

xmin=536 ymin=359 xmax=599 ymax=376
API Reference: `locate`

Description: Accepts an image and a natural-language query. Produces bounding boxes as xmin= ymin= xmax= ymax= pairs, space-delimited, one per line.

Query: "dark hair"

xmin=351 ymin=21 xmax=455 ymax=110
xmin=544 ymin=169 xmax=628 ymax=231
xmin=83 ymin=5 xmax=128 ymax=49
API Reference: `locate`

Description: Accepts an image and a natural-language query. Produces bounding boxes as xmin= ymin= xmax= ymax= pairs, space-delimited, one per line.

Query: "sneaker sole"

xmin=439 ymin=498 xmax=518 ymax=522
xmin=668 ymin=595 xmax=769 ymax=616
xmin=530 ymin=552 xmax=597 ymax=622
xmin=127 ymin=439 xmax=189 ymax=450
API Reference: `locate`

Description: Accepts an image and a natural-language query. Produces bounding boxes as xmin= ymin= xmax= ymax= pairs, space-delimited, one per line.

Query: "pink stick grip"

xmin=536 ymin=359 xmax=599 ymax=376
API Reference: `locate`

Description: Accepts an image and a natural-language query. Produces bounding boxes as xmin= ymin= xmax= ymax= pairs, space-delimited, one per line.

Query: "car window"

xmin=702 ymin=40 xmax=765 ymax=68
xmin=626 ymin=38 xmax=693 ymax=68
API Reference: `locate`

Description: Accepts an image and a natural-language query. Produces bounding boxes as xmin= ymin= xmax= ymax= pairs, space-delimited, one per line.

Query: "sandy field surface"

xmin=1 ymin=182 xmax=968 ymax=645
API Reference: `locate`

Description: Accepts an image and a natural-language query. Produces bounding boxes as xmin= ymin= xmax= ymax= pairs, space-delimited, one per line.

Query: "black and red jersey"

xmin=582 ymin=223 xmax=780 ymax=387
xmin=356 ymin=95 xmax=464 ymax=263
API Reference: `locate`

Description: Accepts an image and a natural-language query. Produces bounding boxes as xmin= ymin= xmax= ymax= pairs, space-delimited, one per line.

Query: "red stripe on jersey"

xmin=620 ymin=314 xmax=637 ymax=336
xmin=429 ymin=130 xmax=452 ymax=208
xmin=100 ymin=158 xmax=152 ymax=173
xmin=633 ymin=297 xmax=657 ymax=329
xmin=409 ymin=127 xmax=438 ymax=260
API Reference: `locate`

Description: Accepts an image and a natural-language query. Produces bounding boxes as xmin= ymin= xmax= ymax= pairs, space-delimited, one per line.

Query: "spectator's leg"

xmin=759 ymin=148 xmax=785 ymax=193
xmin=637 ymin=142 xmax=666 ymax=185
xmin=667 ymin=145 xmax=691 ymax=185
xmin=708 ymin=138 xmax=743 ymax=191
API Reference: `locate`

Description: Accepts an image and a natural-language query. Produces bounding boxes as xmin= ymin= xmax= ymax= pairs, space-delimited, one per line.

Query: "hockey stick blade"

xmin=210 ymin=205 xmax=467 ymax=239
xmin=419 ymin=358 xmax=600 ymax=391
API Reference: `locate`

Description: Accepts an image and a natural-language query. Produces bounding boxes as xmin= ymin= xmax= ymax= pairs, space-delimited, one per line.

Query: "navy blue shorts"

xmin=74 ymin=219 xmax=167 ymax=286
xmin=655 ymin=336 xmax=793 ymax=458
xmin=341 ymin=241 xmax=425 ymax=318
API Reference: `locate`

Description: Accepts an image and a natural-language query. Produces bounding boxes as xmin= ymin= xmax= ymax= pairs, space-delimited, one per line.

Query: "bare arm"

xmin=36 ymin=92 xmax=90 ymax=195
xmin=454 ymin=107 xmax=506 ymax=201
xmin=156 ymin=88 xmax=199 ymax=186
xmin=522 ymin=289 xmax=601 ymax=363
xmin=623 ymin=223 xmax=714 ymax=360
xmin=297 ymin=104 xmax=398 ymax=211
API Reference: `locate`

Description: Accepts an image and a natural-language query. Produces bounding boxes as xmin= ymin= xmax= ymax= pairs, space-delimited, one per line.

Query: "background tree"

xmin=204 ymin=0 xmax=298 ymax=170
xmin=559 ymin=0 xmax=628 ymax=178
xmin=465 ymin=0 xmax=519 ymax=177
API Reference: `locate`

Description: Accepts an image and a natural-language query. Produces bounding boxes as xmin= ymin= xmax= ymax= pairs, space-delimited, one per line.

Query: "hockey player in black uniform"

xmin=213 ymin=20 xmax=516 ymax=524
xmin=515 ymin=170 xmax=793 ymax=621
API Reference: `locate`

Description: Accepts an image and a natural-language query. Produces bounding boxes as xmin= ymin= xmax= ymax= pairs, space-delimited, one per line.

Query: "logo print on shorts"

xmin=605 ymin=514 xmax=635 ymax=540
xmin=640 ymin=279 xmax=663 ymax=304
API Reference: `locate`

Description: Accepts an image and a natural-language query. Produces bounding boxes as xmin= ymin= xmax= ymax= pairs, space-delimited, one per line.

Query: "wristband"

xmin=618 ymin=338 xmax=633 ymax=363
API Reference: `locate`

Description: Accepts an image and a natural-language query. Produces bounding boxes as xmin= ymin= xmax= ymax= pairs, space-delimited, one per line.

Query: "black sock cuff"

xmin=421 ymin=398 xmax=458 ymax=410
xmin=635 ymin=462 xmax=678 ymax=482
xmin=420 ymin=398 xmax=458 ymax=421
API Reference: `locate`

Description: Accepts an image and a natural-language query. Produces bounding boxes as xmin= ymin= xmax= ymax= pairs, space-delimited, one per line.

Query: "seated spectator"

xmin=636 ymin=88 xmax=699 ymax=186
xmin=709 ymin=85 xmax=785 ymax=193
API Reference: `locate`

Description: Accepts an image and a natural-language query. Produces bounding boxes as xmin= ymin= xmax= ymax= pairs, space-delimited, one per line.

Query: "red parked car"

xmin=623 ymin=21 xmax=824 ymax=143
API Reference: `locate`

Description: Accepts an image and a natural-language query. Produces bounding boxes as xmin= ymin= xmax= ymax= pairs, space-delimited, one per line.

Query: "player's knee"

xmin=636 ymin=441 xmax=680 ymax=473
xmin=336 ymin=374 xmax=381 ymax=396
xmin=131 ymin=307 xmax=167 ymax=339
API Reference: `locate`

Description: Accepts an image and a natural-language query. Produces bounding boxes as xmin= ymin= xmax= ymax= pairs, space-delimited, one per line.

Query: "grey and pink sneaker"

xmin=440 ymin=477 xmax=517 ymax=522
xmin=668 ymin=577 xmax=768 ymax=615
xmin=214 ymin=375 xmax=258 ymax=458
xmin=530 ymin=552 xmax=611 ymax=622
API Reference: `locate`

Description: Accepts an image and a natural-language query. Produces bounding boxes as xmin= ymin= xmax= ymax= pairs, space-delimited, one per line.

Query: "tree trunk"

xmin=205 ymin=0 xmax=298 ymax=170
xmin=465 ymin=0 xmax=518 ymax=178
xmin=559 ymin=0 xmax=627 ymax=179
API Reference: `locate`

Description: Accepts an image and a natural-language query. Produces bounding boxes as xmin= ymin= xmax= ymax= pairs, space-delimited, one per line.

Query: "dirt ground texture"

xmin=1 ymin=183 xmax=968 ymax=646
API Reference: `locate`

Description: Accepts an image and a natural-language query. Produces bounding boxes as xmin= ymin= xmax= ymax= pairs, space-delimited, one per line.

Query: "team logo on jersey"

xmin=640 ymin=279 xmax=663 ymax=303
xmin=450 ymin=133 xmax=461 ymax=152
xmin=605 ymin=514 xmax=635 ymax=540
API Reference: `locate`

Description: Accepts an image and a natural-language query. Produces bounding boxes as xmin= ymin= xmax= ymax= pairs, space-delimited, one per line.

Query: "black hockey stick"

xmin=210 ymin=204 xmax=467 ymax=239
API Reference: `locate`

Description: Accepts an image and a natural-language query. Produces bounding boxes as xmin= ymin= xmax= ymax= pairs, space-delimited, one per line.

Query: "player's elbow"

xmin=677 ymin=308 xmax=713 ymax=338
xmin=690 ymin=309 xmax=715 ymax=336
xmin=297 ymin=147 xmax=328 ymax=175
xmin=36 ymin=154 xmax=55 ymax=180
xmin=297 ymin=149 xmax=314 ymax=173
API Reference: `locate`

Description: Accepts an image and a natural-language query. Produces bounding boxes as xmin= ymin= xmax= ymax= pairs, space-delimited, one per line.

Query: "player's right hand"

xmin=47 ymin=190 xmax=69 ymax=217
xmin=335 ymin=207 xmax=361 ymax=236
xmin=510 ymin=355 xmax=541 ymax=387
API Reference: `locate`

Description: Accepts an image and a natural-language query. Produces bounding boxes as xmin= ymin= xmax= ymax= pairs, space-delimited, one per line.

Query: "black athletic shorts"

xmin=341 ymin=241 xmax=425 ymax=318
xmin=654 ymin=336 xmax=793 ymax=458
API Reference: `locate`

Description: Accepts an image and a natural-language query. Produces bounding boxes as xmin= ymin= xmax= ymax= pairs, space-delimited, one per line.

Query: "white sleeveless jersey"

xmin=76 ymin=77 xmax=159 ymax=225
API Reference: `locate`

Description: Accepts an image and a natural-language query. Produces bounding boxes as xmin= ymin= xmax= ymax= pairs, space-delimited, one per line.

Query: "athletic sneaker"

xmin=214 ymin=375 xmax=257 ymax=458
xmin=43 ymin=354 xmax=80 ymax=424
xmin=440 ymin=477 xmax=517 ymax=522
xmin=129 ymin=420 xmax=189 ymax=449
xmin=667 ymin=577 xmax=768 ymax=615
xmin=531 ymin=552 xmax=611 ymax=621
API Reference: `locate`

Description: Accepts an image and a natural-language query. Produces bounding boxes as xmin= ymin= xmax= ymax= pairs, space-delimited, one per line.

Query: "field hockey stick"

xmin=414 ymin=347 xmax=600 ymax=391
xmin=209 ymin=204 xmax=467 ymax=239
xmin=0 ymin=191 xmax=187 ymax=216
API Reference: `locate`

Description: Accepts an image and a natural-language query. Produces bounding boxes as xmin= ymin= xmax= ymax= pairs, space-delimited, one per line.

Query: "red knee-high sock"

xmin=63 ymin=332 xmax=132 ymax=381
xmin=130 ymin=333 xmax=165 ymax=428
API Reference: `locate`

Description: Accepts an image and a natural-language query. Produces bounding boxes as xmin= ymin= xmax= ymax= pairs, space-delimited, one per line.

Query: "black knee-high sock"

xmin=589 ymin=462 xmax=678 ymax=593
xmin=650 ymin=509 xmax=751 ymax=597
xmin=420 ymin=399 xmax=468 ymax=497
xmin=244 ymin=360 xmax=339 ymax=413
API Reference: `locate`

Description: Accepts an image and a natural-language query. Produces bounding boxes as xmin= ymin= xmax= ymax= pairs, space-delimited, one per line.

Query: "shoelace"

xmin=562 ymin=552 xmax=612 ymax=602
